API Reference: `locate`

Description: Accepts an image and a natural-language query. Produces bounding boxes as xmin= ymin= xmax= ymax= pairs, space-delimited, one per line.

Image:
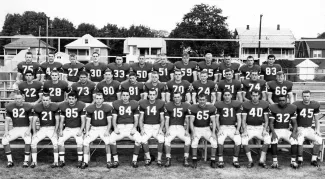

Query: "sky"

xmin=0 ymin=0 xmax=324 ymax=39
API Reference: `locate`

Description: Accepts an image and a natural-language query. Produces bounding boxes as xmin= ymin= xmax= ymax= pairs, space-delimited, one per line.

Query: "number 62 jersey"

xmin=269 ymin=103 xmax=297 ymax=129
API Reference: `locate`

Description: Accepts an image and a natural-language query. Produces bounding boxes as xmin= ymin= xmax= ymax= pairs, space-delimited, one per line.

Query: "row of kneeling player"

xmin=2 ymin=88 xmax=322 ymax=169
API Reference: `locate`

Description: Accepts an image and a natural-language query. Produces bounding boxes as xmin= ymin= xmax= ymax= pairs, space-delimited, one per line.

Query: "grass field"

xmin=0 ymin=146 xmax=325 ymax=179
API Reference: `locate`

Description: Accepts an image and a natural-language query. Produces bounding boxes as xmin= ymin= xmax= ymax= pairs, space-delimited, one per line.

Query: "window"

xmin=151 ymin=48 xmax=160 ymax=55
xmin=68 ymin=49 xmax=77 ymax=55
xmin=313 ymin=50 xmax=322 ymax=58
xmin=93 ymin=48 xmax=100 ymax=54
xmin=85 ymin=39 xmax=88 ymax=44
xmin=78 ymin=49 xmax=89 ymax=56
xmin=5 ymin=49 xmax=17 ymax=55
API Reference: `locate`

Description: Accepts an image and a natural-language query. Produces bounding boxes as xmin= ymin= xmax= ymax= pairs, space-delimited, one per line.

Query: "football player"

xmin=107 ymin=56 xmax=130 ymax=83
xmin=152 ymin=53 xmax=174 ymax=83
xmin=62 ymin=53 xmax=85 ymax=86
xmin=267 ymin=71 xmax=294 ymax=104
xmin=119 ymin=72 xmax=145 ymax=101
xmin=196 ymin=53 xmax=219 ymax=82
xmin=269 ymin=95 xmax=298 ymax=169
xmin=191 ymin=70 xmax=217 ymax=104
xmin=260 ymin=54 xmax=282 ymax=82
xmin=143 ymin=71 xmax=166 ymax=101
xmin=58 ymin=92 xmax=86 ymax=168
xmin=16 ymin=51 xmax=41 ymax=83
xmin=81 ymin=93 xmax=113 ymax=169
xmin=293 ymin=90 xmax=322 ymax=167
xmin=2 ymin=93 xmax=33 ymax=168
xmin=30 ymin=94 xmax=60 ymax=168
xmin=130 ymin=55 xmax=153 ymax=83
xmin=241 ymin=89 xmax=270 ymax=168
xmin=40 ymin=52 xmax=63 ymax=82
xmin=71 ymin=71 xmax=96 ymax=107
xmin=95 ymin=68 xmax=121 ymax=106
xmin=239 ymin=56 xmax=261 ymax=81
xmin=43 ymin=70 xmax=70 ymax=104
xmin=164 ymin=92 xmax=191 ymax=167
xmin=217 ymin=55 xmax=240 ymax=82
xmin=188 ymin=93 xmax=218 ymax=168
xmin=174 ymin=53 xmax=197 ymax=83
xmin=216 ymin=68 xmax=242 ymax=102
xmin=85 ymin=52 xmax=108 ymax=83
xmin=165 ymin=69 xmax=191 ymax=103
xmin=241 ymin=70 xmax=267 ymax=101
xmin=139 ymin=88 xmax=165 ymax=167
xmin=18 ymin=70 xmax=43 ymax=106
xmin=110 ymin=90 xmax=142 ymax=168
xmin=215 ymin=89 xmax=242 ymax=168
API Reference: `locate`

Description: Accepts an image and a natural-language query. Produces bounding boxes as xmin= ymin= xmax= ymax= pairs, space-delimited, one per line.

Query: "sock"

xmin=273 ymin=157 xmax=278 ymax=162
xmin=145 ymin=152 xmax=151 ymax=160
xmin=291 ymin=157 xmax=296 ymax=163
xmin=246 ymin=152 xmax=252 ymax=162
xmin=54 ymin=153 xmax=58 ymax=163
xmin=219 ymin=156 xmax=223 ymax=162
xmin=78 ymin=152 xmax=83 ymax=161
xmin=260 ymin=152 xmax=266 ymax=163
xmin=312 ymin=155 xmax=317 ymax=161
xmin=113 ymin=155 xmax=118 ymax=162
xmin=32 ymin=153 xmax=37 ymax=163
xmin=59 ymin=152 xmax=65 ymax=162
xmin=158 ymin=152 xmax=162 ymax=161
xmin=6 ymin=152 xmax=13 ymax=162
xmin=233 ymin=156 xmax=238 ymax=162
xmin=166 ymin=154 xmax=171 ymax=158
xmin=24 ymin=152 xmax=30 ymax=162
xmin=184 ymin=153 xmax=189 ymax=158
xmin=132 ymin=154 xmax=138 ymax=162
xmin=84 ymin=154 xmax=89 ymax=163
xmin=107 ymin=154 xmax=111 ymax=162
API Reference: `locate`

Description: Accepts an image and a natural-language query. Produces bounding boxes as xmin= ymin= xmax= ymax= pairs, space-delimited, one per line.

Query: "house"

xmin=65 ymin=34 xmax=109 ymax=63
xmin=294 ymin=58 xmax=325 ymax=81
xmin=235 ymin=25 xmax=295 ymax=64
xmin=295 ymin=38 xmax=325 ymax=58
xmin=123 ymin=38 xmax=167 ymax=63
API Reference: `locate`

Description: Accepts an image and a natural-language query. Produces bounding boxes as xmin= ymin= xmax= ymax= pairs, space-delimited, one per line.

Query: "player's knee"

xmin=184 ymin=137 xmax=191 ymax=146
xmin=24 ymin=137 xmax=32 ymax=145
xmin=289 ymin=138 xmax=298 ymax=145
xmin=83 ymin=140 xmax=90 ymax=147
xmin=297 ymin=136 xmax=304 ymax=145
xmin=191 ymin=138 xmax=199 ymax=148
xmin=158 ymin=135 xmax=165 ymax=143
xmin=234 ymin=136 xmax=241 ymax=145
xmin=241 ymin=137 xmax=249 ymax=146
xmin=315 ymin=136 xmax=323 ymax=145
xmin=217 ymin=137 xmax=225 ymax=145
xmin=57 ymin=139 xmax=65 ymax=146
xmin=263 ymin=136 xmax=271 ymax=145
xmin=164 ymin=137 xmax=172 ymax=146
xmin=2 ymin=138 xmax=9 ymax=145
xmin=210 ymin=138 xmax=218 ymax=148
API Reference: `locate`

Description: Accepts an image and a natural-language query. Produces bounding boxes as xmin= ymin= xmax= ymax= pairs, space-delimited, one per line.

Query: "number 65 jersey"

xmin=188 ymin=104 xmax=216 ymax=127
xmin=293 ymin=101 xmax=320 ymax=127
xmin=269 ymin=104 xmax=297 ymax=129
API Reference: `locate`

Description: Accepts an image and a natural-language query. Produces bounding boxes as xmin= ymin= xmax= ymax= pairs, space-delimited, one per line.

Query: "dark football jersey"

xmin=6 ymin=102 xmax=33 ymax=127
xmin=33 ymin=103 xmax=59 ymax=127
xmin=242 ymin=100 xmax=269 ymax=126
xmin=144 ymin=82 xmax=166 ymax=99
xmin=174 ymin=61 xmax=197 ymax=83
xmin=188 ymin=104 xmax=216 ymax=127
xmin=85 ymin=62 xmax=108 ymax=82
xmin=85 ymin=103 xmax=113 ymax=127
xmin=112 ymin=100 xmax=139 ymax=124
xmin=196 ymin=61 xmax=219 ymax=81
xmin=59 ymin=101 xmax=86 ymax=128
xmin=43 ymin=80 xmax=70 ymax=102
xmin=267 ymin=80 xmax=293 ymax=103
xmin=107 ymin=63 xmax=130 ymax=82
xmin=41 ymin=62 xmax=63 ymax=80
xmin=139 ymin=99 xmax=165 ymax=124
xmin=120 ymin=81 xmax=144 ymax=101
xmin=166 ymin=80 xmax=191 ymax=102
xmin=71 ymin=81 xmax=96 ymax=103
xmin=18 ymin=81 xmax=43 ymax=102
xmin=192 ymin=80 xmax=216 ymax=102
xmin=239 ymin=64 xmax=261 ymax=79
xmin=130 ymin=62 xmax=153 ymax=82
xmin=62 ymin=62 xmax=85 ymax=82
xmin=260 ymin=64 xmax=282 ymax=82
xmin=96 ymin=80 xmax=120 ymax=102
xmin=293 ymin=101 xmax=320 ymax=127
xmin=269 ymin=104 xmax=296 ymax=129
xmin=217 ymin=79 xmax=242 ymax=100
xmin=152 ymin=63 xmax=174 ymax=82
xmin=165 ymin=102 xmax=191 ymax=126
xmin=215 ymin=100 xmax=242 ymax=126
xmin=218 ymin=62 xmax=240 ymax=80
xmin=242 ymin=79 xmax=267 ymax=100
xmin=17 ymin=61 xmax=42 ymax=81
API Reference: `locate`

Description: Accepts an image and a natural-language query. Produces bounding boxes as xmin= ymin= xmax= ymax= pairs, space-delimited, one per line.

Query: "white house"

xmin=296 ymin=59 xmax=319 ymax=80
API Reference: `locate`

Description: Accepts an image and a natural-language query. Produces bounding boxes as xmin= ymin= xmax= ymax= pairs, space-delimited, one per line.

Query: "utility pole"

xmin=258 ymin=14 xmax=263 ymax=60
xmin=46 ymin=17 xmax=49 ymax=62
xmin=37 ymin=26 xmax=41 ymax=63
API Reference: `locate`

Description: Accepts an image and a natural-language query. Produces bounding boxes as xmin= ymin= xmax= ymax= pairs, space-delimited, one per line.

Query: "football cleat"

xmin=106 ymin=162 xmax=113 ymax=169
xmin=30 ymin=162 xmax=36 ymax=168
xmin=297 ymin=160 xmax=303 ymax=168
xmin=210 ymin=160 xmax=216 ymax=168
xmin=217 ymin=161 xmax=225 ymax=168
xmin=58 ymin=161 xmax=65 ymax=168
xmin=311 ymin=160 xmax=320 ymax=167
xmin=290 ymin=162 xmax=299 ymax=169
xmin=80 ymin=162 xmax=88 ymax=169
xmin=132 ymin=161 xmax=138 ymax=168
xmin=76 ymin=161 xmax=83 ymax=168
xmin=232 ymin=161 xmax=241 ymax=168
xmin=271 ymin=162 xmax=279 ymax=169
xmin=183 ymin=158 xmax=190 ymax=167
xmin=144 ymin=159 xmax=152 ymax=166
xmin=22 ymin=161 xmax=29 ymax=168
xmin=258 ymin=162 xmax=268 ymax=169
xmin=112 ymin=161 xmax=119 ymax=168
xmin=165 ymin=158 xmax=171 ymax=168
xmin=50 ymin=162 xmax=59 ymax=168
xmin=157 ymin=160 xmax=163 ymax=167
xmin=247 ymin=161 xmax=254 ymax=168
xmin=6 ymin=161 xmax=14 ymax=168
xmin=192 ymin=159 xmax=197 ymax=169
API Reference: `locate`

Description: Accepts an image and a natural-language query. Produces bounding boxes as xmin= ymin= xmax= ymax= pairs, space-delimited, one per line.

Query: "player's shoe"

xmin=247 ymin=161 xmax=254 ymax=168
xmin=297 ymin=160 xmax=303 ymax=168
xmin=232 ymin=161 xmax=241 ymax=168
xmin=271 ymin=162 xmax=279 ymax=169
xmin=30 ymin=162 xmax=36 ymax=168
xmin=76 ymin=161 xmax=83 ymax=168
xmin=144 ymin=159 xmax=152 ymax=166
xmin=80 ymin=162 xmax=88 ymax=169
xmin=22 ymin=161 xmax=29 ymax=168
xmin=217 ymin=161 xmax=225 ymax=168
xmin=58 ymin=161 xmax=65 ymax=168
xmin=132 ymin=161 xmax=138 ymax=168
xmin=290 ymin=162 xmax=299 ymax=169
xmin=165 ymin=158 xmax=171 ymax=167
xmin=258 ymin=162 xmax=268 ymax=169
xmin=112 ymin=161 xmax=119 ymax=168
xmin=50 ymin=162 xmax=59 ymax=168
xmin=157 ymin=160 xmax=163 ymax=167
xmin=311 ymin=160 xmax=320 ymax=167
xmin=106 ymin=162 xmax=113 ymax=169
xmin=192 ymin=159 xmax=197 ymax=169
xmin=210 ymin=160 xmax=216 ymax=168
xmin=183 ymin=158 xmax=190 ymax=167
xmin=6 ymin=161 xmax=14 ymax=168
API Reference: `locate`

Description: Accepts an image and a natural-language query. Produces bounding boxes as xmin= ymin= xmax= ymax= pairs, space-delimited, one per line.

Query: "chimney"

xmin=246 ymin=25 xmax=249 ymax=30
xmin=277 ymin=24 xmax=280 ymax=30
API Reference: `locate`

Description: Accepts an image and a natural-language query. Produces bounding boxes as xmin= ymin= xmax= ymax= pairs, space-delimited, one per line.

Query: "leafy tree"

xmin=126 ymin=25 xmax=155 ymax=37
xmin=99 ymin=23 xmax=125 ymax=55
xmin=317 ymin=32 xmax=325 ymax=39
xmin=75 ymin=23 xmax=99 ymax=37
xmin=50 ymin=17 xmax=76 ymax=52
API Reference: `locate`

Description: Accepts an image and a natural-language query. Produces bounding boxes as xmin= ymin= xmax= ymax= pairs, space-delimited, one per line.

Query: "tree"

xmin=168 ymin=3 xmax=236 ymax=57
xmin=317 ymin=32 xmax=325 ymax=39
xmin=51 ymin=17 xmax=76 ymax=52
xmin=126 ymin=25 xmax=155 ymax=37
xmin=99 ymin=23 xmax=125 ymax=55
xmin=76 ymin=23 xmax=99 ymax=37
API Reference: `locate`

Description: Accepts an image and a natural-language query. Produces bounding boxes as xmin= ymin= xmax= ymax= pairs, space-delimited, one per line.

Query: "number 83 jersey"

xmin=269 ymin=104 xmax=297 ymax=129
xmin=267 ymin=80 xmax=293 ymax=103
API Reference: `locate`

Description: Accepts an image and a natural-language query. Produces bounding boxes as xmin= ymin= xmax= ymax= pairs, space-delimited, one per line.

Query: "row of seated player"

xmin=2 ymin=87 xmax=322 ymax=170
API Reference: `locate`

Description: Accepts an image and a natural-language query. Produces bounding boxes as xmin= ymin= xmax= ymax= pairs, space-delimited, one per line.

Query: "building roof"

xmin=295 ymin=58 xmax=325 ymax=69
xmin=296 ymin=59 xmax=319 ymax=68
xmin=65 ymin=34 xmax=109 ymax=49
xmin=4 ymin=35 xmax=55 ymax=49
xmin=236 ymin=27 xmax=295 ymax=48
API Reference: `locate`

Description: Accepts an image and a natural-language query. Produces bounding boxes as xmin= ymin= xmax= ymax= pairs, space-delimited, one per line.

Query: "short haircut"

xmin=174 ymin=69 xmax=182 ymax=74
xmin=205 ymin=53 xmax=212 ymax=57
xmin=48 ymin=52 xmax=55 ymax=56
xmin=68 ymin=91 xmax=78 ymax=99
xmin=104 ymin=68 xmax=112 ymax=74
xmin=267 ymin=54 xmax=276 ymax=59
xmin=182 ymin=53 xmax=189 ymax=58
xmin=276 ymin=71 xmax=284 ymax=76
xmin=69 ymin=53 xmax=76 ymax=57
xmin=95 ymin=92 xmax=104 ymax=98
xmin=250 ymin=89 xmax=261 ymax=95
xmin=278 ymin=95 xmax=287 ymax=99
xmin=42 ymin=93 xmax=50 ymax=98
xmin=302 ymin=90 xmax=311 ymax=95
xmin=79 ymin=71 xmax=88 ymax=77
xmin=247 ymin=56 xmax=254 ymax=60
xmin=151 ymin=71 xmax=158 ymax=75
xmin=25 ymin=51 xmax=33 ymax=56
xmin=224 ymin=68 xmax=233 ymax=74
xmin=116 ymin=56 xmax=123 ymax=60
xmin=197 ymin=93 xmax=207 ymax=99
xmin=25 ymin=70 xmax=33 ymax=75
xmin=200 ymin=70 xmax=208 ymax=75
xmin=148 ymin=88 xmax=157 ymax=94
xmin=129 ymin=72 xmax=137 ymax=77
xmin=51 ymin=70 xmax=59 ymax=75
xmin=250 ymin=69 xmax=259 ymax=75
xmin=121 ymin=89 xmax=130 ymax=94
xmin=223 ymin=88 xmax=232 ymax=95
xmin=92 ymin=52 xmax=99 ymax=56
xmin=173 ymin=91 xmax=181 ymax=96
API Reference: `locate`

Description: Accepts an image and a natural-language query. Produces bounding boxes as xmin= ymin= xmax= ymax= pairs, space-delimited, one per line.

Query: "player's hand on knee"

xmin=59 ymin=131 xmax=63 ymax=137
xmin=290 ymin=132 xmax=298 ymax=140
xmin=76 ymin=130 xmax=82 ymax=137
xmin=271 ymin=132 xmax=278 ymax=142
xmin=262 ymin=129 xmax=268 ymax=137
xmin=140 ymin=130 xmax=146 ymax=136
xmin=166 ymin=130 xmax=171 ymax=137
xmin=235 ymin=130 xmax=240 ymax=135
xmin=114 ymin=128 xmax=120 ymax=134
xmin=130 ymin=128 xmax=136 ymax=136
xmin=25 ymin=130 xmax=31 ymax=137
xmin=158 ymin=129 xmax=164 ymax=135
xmin=241 ymin=131 xmax=248 ymax=137
xmin=104 ymin=130 xmax=110 ymax=137
xmin=211 ymin=133 xmax=217 ymax=140
xmin=4 ymin=131 xmax=9 ymax=138
xmin=315 ymin=131 xmax=321 ymax=136
xmin=85 ymin=133 xmax=90 ymax=138
xmin=51 ymin=132 xmax=57 ymax=139
xmin=217 ymin=131 xmax=223 ymax=137
xmin=185 ymin=131 xmax=190 ymax=137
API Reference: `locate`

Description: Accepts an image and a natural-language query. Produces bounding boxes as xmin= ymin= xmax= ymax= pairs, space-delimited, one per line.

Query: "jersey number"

xmin=173 ymin=85 xmax=184 ymax=93
xmin=198 ymin=87 xmax=210 ymax=95
xmin=275 ymin=86 xmax=287 ymax=95
xmin=248 ymin=83 xmax=260 ymax=91
xmin=94 ymin=110 xmax=104 ymax=120
xmin=276 ymin=113 xmax=290 ymax=123
xmin=114 ymin=70 xmax=125 ymax=78
xmin=137 ymin=71 xmax=147 ymax=78
xmin=49 ymin=88 xmax=61 ymax=96
xmin=103 ymin=86 xmax=114 ymax=95
xmin=159 ymin=68 xmax=168 ymax=76
xmin=119 ymin=106 xmax=131 ymax=115
xmin=129 ymin=86 xmax=139 ymax=95
xmin=225 ymin=85 xmax=234 ymax=93
xmin=146 ymin=106 xmax=157 ymax=116
xmin=223 ymin=108 xmax=233 ymax=117
xmin=12 ymin=108 xmax=25 ymax=118
xmin=41 ymin=111 xmax=52 ymax=121
xmin=23 ymin=88 xmax=37 ymax=97
xmin=266 ymin=67 xmax=276 ymax=75
xmin=300 ymin=108 xmax=313 ymax=118
xmin=77 ymin=87 xmax=89 ymax=96
xmin=90 ymin=69 xmax=101 ymax=77
xmin=181 ymin=68 xmax=192 ymax=76
xmin=197 ymin=110 xmax=209 ymax=120
xmin=68 ymin=68 xmax=78 ymax=76
xmin=66 ymin=108 xmax=78 ymax=118
xmin=22 ymin=65 xmax=33 ymax=74
xmin=173 ymin=108 xmax=183 ymax=117
xmin=248 ymin=108 xmax=263 ymax=117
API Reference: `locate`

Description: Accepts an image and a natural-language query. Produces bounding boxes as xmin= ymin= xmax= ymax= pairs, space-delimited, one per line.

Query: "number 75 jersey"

xmin=269 ymin=104 xmax=297 ymax=129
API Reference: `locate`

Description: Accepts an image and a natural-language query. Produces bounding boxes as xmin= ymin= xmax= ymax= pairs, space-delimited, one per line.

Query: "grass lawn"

xmin=0 ymin=146 xmax=324 ymax=179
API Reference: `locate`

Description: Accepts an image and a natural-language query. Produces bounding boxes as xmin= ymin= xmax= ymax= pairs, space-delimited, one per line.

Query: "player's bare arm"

xmin=236 ymin=92 xmax=243 ymax=103
xmin=241 ymin=113 xmax=248 ymax=137
xmin=159 ymin=112 xmax=165 ymax=135
xmin=54 ymin=114 xmax=60 ymax=138
xmin=189 ymin=115 xmax=196 ymax=138
xmin=288 ymin=92 xmax=294 ymax=104
xmin=191 ymin=92 xmax=197 ymax=104
xmin=59 ymin=115 xmax=65 ymax=137
xmin=165 ymin=116 xmax=170 ymax=136
xmin=267 ymin=92 xmax=275 ymax=104
xmin=112 ymin=114 xmax=119 ymax=134
xmin=290 ymin=117 xmax=298 ymax=140
xmin=211 ymin=115 xmax=217 ymax=140
xmin=131 ymin=114 xmax=139 ymax=135
xmin=235 ymin=113 xmax=241 ymax=135
xmin=85 ymin=117 xmax=91 ymax=137
xmin=139 ymin=112 xmax=145 ymax=135
xmin=269 ymin=117 xmax=277 ymax=141
xmin=105 ymin=116 xmax=112 ymax=137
